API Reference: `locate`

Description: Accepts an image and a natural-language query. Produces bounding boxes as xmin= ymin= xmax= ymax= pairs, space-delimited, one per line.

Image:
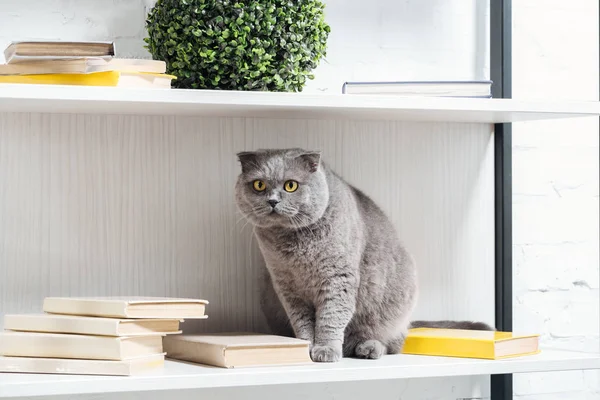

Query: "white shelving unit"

xmin=0 ymin=84 xmax=599 ymax=121
xmin=1 ymin=349 xmax=600 ymax=398
xmin=0 ymin=86 xmax=598 ymax=398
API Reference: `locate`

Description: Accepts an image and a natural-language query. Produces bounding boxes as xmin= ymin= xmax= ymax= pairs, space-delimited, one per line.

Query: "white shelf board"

xmin=1 ymin=349 xmax=599 ymax=397
xmin=1 ymin=84 xmax=600 ymax=122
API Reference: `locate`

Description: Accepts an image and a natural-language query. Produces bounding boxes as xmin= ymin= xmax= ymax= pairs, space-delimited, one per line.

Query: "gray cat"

xmin=235 ymin=148 xmax=491 ymax=363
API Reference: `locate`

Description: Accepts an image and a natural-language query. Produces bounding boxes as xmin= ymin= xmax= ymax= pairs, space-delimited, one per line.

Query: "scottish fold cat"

xmin=235 ymin=148 xmax=491 ymax=362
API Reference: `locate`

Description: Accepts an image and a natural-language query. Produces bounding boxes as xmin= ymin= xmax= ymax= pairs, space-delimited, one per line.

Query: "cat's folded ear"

xmin=296 ymin=151 xmax=321 ymax=173
xmin=237 ymin=151 xmax=258 ymax=173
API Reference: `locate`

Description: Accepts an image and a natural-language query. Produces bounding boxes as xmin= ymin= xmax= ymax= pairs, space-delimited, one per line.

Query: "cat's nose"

xmin=267 ymin=199 xmax=280 ymax=208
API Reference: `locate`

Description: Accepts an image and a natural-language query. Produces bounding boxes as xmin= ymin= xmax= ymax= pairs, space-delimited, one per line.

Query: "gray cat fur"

xmin=235 ymin=148 xmax=493 ymax=363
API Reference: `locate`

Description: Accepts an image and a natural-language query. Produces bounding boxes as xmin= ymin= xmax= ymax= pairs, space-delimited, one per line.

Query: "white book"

xmin=163 ymin=333 xmax=312 ymax=368
xmin=43 ymin=296 xmax=208 ymax=319
xmin=342 ymin=80 xmax=493 ymax=98
xmin=4 ymin=314 xmax=182 ymax=336
xmin=0 ymin=331 xmax=163 ymax=360
xmin=0 ymin=58 xmax=166 ymax=76
xmin=0 ymin=354 xmax=165 ymax=376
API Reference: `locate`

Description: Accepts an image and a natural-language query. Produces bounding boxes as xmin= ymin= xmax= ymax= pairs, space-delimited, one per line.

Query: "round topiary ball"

xmin=145 ymin=0 xmax=330 ymax=91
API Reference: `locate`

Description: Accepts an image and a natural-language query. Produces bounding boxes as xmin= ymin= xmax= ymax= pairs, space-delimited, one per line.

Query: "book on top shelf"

xmin=3 ymin=313 xmax=182 ymax=336
xmin=0 ymin=40 xmax=173 ymax=88
xmin=0 ymin=71 xmax=175 ymax=88
xmin=43 ymin=296 xmax=208 ymax=319
xmin=342 ymin=80 xmax=493 ymax=98
xmin=0 ymin=58 xmax=166 ymax=76
xmin=4 ymin=41 xmax=115 ymax=63
xmin=401 ymin=328 xmax=540 ymax=359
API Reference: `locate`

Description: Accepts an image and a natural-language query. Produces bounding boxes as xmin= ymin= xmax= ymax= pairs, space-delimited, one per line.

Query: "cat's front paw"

xmin=310 ymin=342 xmax=342 ymax=363
xmin=355 ymin=340 xmax=385 ymax=359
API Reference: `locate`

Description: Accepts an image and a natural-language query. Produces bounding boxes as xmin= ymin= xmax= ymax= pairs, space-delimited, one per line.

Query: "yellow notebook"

xmin=0 ymin=71 xmax=176 ymax=88
xmin=401 ymin=328 xmax=540 ymax=360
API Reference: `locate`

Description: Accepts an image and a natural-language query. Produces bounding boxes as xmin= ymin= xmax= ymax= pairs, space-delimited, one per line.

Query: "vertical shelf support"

xmin=491 ymin=0 xmax=513 ymax=399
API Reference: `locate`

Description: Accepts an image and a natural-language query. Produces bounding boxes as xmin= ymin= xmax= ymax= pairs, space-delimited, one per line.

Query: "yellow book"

xmin=401 ymin=328 xmax=540 ymax=359
xmin=0 ymin=71 xmax=176 ymax=88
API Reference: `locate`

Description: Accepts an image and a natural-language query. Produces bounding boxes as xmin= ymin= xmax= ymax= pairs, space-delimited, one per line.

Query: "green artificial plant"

xmin=145 ymin=0 xmax=330 ymax=91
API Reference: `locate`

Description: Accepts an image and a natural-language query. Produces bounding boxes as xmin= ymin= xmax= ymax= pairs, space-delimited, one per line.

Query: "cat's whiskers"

xmin=290 ymin=210 xmax=318 ymax=240
xmin=246 ymin=225 xmax=257 ymax=273
xmin=235 ymin=213 xmax=248 ymax=226
xmin=290 ymin=213 xmax=318 ymax=242
xmin=229 ymin=210 xmax=251 ymax=243
xmin=235 ymin=205 xmax=267 ymax=235
xmin=287 ymin=215 xmax=304 ymax=237
xmin=239 ymin=218 xmax=253 ymax=233
xmin=278 ymin=206 xmax=305 ymax=230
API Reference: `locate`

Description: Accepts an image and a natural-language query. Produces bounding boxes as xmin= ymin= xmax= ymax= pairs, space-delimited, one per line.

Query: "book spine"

xmin=3 ymin=46 xmax=14 ymax=63
xmin=163 ymin=337 xmax=227 ymax=368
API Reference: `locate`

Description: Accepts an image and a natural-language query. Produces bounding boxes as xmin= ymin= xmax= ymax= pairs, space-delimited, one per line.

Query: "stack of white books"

xmin=0 ymin=296 xmax=208 ymax=376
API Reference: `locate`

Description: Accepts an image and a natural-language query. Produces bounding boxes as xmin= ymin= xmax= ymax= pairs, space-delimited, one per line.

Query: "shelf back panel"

xmin=0 ymin=113 xmax=494 ymax=332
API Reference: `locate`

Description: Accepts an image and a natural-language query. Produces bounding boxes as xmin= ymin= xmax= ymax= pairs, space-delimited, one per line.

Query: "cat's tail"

xmin=409 ymin=320 xmax=495 ymax=331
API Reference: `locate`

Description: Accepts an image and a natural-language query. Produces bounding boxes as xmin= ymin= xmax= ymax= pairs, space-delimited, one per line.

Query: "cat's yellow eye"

xmin=284 ymin=180 xmax=298 ymax=193
xmin=253 ymin=180 xmax=266 ymax=192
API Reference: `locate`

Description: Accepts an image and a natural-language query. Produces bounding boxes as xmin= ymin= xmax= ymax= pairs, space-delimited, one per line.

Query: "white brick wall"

xmin=513 ymin=1 xmax=600 ymax=399
xmin=0 ymin=0 xmax=490 ymax=89
xmin=0 ymin=1 xmax=598 ymax=399
xmin=0 ymin=0 xmax=152 ymax=60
